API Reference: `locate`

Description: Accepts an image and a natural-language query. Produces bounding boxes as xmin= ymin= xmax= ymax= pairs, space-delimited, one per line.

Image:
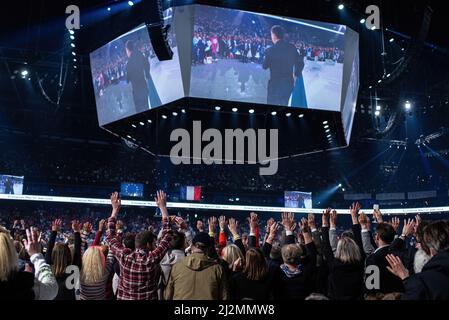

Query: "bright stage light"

xmin=128 ymin=1 xmax=134 ymax=6
xmin=327 ymin=134 xmax=332 ymax=138
xmin=326 ymin=129 xmax=330 ymax=133
xmin=71 ymin=43 xmax=75 ymax=48
xmin=232 ymin=107 xmax=238 ymax=112
xmin=389 ymin=38 xmax=394 ymax=43
xmin=323 ymin=121 xmax=328 ymax=125
xmin=21 ymin=70 xmax=29 ymax=77
xmin=342 ymin=188 xmax=346 ymax=192
xmin=286 ymin=112 xmax=291 ymax=117
xmin=147 ymin=119 xmax=152 ymax=123
xmin=375 ymin=110 xmax=380 ymax=116
xmin=376 ymin=105 xmax=381 ymax=111
xmin=69 ymin=30 xmax=75 ymax=35
xmin=131 ymin=124 xmax=137 ymax=128
xmin=405 ymin=101 xmax=411 ymax=110
xmin=73 ymin=58 xmax=77 ymax=62
xmin=249 ymin=109 xmax=255 ymax=114
xmin=360 ymin=18 xmax=366 ymax=24
xmin=172 ymin=112 xmax=178 ymax=116
xmin=324 ymin=125 xmax=329 ymax=129
xmin=338 ymin=4 xmax=344 ymax=10
xmin=338 ymin=183 xmax=342 ymax=187
xmin=371 ymin=25 xmax=376 ymax=30
xmin=271 ymin=111 xmax=277 ymax=116
xmin=162 ymin=115 xmax=167 ymax=119
xmin=215 ymin=106 xmax=221 ymax=111
xmin=107 ymin=7 xmax=111 ymax=11
xmin=181 ymin=109 xmax=186 ymax=114
xmin=70 ymin=35 xmax=75 ymax=40
xmin=299 ymin=114 xmax=304 ymax=118
xmin=72 ymin=52 xmax=76 ymax=56
xmin=139 ymin=122 xmax=144 ymax=126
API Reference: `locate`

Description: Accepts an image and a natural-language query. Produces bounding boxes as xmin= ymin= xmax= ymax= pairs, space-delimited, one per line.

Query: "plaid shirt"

xmin=107 ymin=216 xmax=171 ymax=300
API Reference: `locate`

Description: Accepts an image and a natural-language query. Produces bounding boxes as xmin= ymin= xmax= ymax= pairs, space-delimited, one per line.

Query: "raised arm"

xmin=146 ymin=190 xmax=172 ymax=264
xmin=72 ymin=220 xmax=82 ymax=268
xmin=320 ymin=209 xmax=335 ymax=266
xmin=359 ymin=212 xmax=376 ymax=255
xmin=24 ymin=227 xmax=58 ymax=300
xmin=106 ymin=192 xmax=126 ymax=260
xmin=281 ymin=212 xmax=296 ymax=245
xmin=248 ymin=212 xmax=259 ymax=248
xmin=228 ymin=218 xmax=246 ymax=256
xmin=329 ymin=210 xmax=338 ymax=254
xmin=349 ymin=203 xmax=366 ymax=261
xmin=45 ymin=219 xmax=61 ymax=264
xmin=262 ymin=222 xmax=279 ymax=259
xmin=92 ymin=219 xmax=106 ymax=247
xmin=300 ymin=218 xmax=317 ymax=276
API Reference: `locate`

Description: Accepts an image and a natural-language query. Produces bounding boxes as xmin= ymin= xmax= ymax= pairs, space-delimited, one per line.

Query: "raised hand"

xmin=72 ymin=220 xmax=81 ymax=233
xmin=358 ymin=212 xmax=368 ymax=229
xmin=174 ymin=216 xmax=187 ymax=230
xmin=390 ymin=217 xmax=400 ymax=233
xmin=228 ymin=218 xmax=239 ymax=237
xmin=300 ymin=218 xmax=310 ymax=234
xmin=322 ymin=208 xmax=330 ymax=227
xmin=208 ymin=216 xmax=218 ymax=234
xmin=23 ymin=227 xmax=42 ymax=257
xmin=281 ymin=212 xmax=295 ymax=232
xmin=330 ymin=210 xmax=337 ymax=228
xmin=386 ymin=254 xmax=409 ymax=280
xmin=267 ymin=222 xmax=279 ymax=243
xmin=307 ymin=213 xmax=316 ymax=230
xmin=83 ymin=222 xmax=93 ymax=234
xmin=401 ymin=218 xmax=416 ymax=238
xmin=98 ymin=219 xmax=107 ymax=232
xmin=219 ymin=215 xmax=226 ymax=231
xmin=266 ymin=217 xmax=275 ymax=232
xmin=350 ymin=202 xmax=361 ymax=225
xmin=51 ymin=219 xmax=62 ymax=232
xmin=373 ymin=208 xmax=383 ymax=223
xmin=155 ymin=190 xmax=168 ymax=221
xmin=111 ymin=191 xmax=121 ymax=217
xmin=248 ymin=212 xmax=259 ymax=233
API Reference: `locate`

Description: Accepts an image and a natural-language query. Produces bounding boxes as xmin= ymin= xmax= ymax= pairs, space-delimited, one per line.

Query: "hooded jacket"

xmin=402 ymin=250 xmax=449 ymax=300
xmin=163 ymin=252 xmax=228 ymax=300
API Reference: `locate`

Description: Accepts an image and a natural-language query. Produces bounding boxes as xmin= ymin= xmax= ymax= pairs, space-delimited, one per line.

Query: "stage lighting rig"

xmin=415 ymin=127 xmax=449 ymax=147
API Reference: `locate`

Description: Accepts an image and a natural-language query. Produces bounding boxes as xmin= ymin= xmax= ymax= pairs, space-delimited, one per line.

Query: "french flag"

xmin=180 ymin=186 xmax=202 ymax=201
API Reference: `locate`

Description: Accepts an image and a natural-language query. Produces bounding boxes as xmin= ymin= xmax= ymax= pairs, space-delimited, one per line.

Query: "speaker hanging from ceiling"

xmin=143 ymin=0 xmax=173 ymax=61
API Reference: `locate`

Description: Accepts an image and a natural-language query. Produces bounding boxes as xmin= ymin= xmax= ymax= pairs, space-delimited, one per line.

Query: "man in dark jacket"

xmin=365 ymin=222 xmax=404 ymax=295
xmin=262 ymin=25 xmax=304 ymax=106
xmin=125 ymin=40 xmax=150 ymax=112
xmin=387 ymin=221 xmax=449 ymax=300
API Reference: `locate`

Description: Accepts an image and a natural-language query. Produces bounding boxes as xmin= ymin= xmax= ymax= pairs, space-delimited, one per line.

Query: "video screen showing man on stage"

xmin=284 ymin=191 xmax=312 ymax=209
xmin=0 ymin=175 xmax=24 ymax=195
xmin=90 ymin=12 xmax=183 ymax=126
xmin=190 ymin=5 xmax=346 ymax=111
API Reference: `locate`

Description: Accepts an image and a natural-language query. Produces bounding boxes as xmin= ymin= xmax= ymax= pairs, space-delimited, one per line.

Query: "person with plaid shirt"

xmin=106 ymin=190 xmax=172 ymax=300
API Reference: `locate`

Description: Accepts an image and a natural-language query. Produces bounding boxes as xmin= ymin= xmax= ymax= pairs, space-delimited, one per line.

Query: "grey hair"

xmin=335 ymin=237 xmax=362 ymax=264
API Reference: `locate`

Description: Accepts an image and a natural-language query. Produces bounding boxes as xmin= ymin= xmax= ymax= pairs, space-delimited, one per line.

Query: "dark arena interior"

xmin=1 ymin=0 xmax=449 ymax=308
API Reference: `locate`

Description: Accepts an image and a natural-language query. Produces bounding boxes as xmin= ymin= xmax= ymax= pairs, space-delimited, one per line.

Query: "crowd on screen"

xmin=192 ymin=12 xmax=344 ymax=65
xmin=1 ymin=191 xmax=449 ymax=300
xmin=91 ymin=33 xmax=176 ymax=97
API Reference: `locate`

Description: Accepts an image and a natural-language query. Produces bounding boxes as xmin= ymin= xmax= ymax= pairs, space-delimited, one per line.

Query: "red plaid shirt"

xmin=107 ymin=217 xmax=171 ymax=300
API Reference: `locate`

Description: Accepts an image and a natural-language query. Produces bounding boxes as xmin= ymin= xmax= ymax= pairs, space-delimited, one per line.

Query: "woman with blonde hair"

xmin=80 ymin=244 xmax=114 ymax=300
xmin=222 ymin=244 xmax=245 ymax=273
xmin=0 ymin=226 xmax=58 ymax=300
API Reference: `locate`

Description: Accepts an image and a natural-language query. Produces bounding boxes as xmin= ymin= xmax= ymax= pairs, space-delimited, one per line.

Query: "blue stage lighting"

xmin=338 ymin=4 xmax=344 ymax=10
xmin=128 ymin=1 xmax=134 ymax=6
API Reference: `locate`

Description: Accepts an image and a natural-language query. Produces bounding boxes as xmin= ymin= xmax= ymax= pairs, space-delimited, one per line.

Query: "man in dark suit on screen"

xmin=125 ymin=40 xmax=150 ymax=112
xmin=263 ymin=25 xmax=304 ymax=106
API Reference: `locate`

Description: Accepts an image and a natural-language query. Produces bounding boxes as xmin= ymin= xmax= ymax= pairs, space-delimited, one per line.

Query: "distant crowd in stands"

xmin=192 ymin=11 xmax=344 ymax=65
xmin=2 ymin=192 xmax=449 ymax=300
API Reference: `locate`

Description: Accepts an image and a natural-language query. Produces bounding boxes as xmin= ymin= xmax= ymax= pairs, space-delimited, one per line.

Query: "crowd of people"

xmin=192 ymin=10 xmax=344 ymax=66
xmin=1 ymin=192 xmax=449 ymax=300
